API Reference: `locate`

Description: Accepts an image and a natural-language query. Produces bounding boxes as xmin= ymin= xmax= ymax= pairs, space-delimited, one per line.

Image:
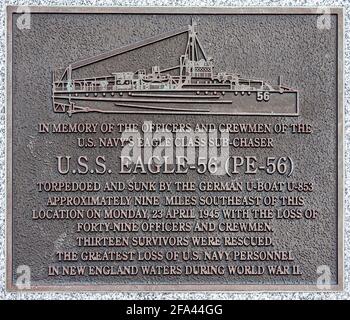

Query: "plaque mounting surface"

xmin=6 ymin=6 xmax=343 ymax=292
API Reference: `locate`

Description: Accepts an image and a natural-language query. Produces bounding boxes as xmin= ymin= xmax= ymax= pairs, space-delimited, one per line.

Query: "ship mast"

xmin=179 ymin=20 xmax=211 ymax=84
xmin=184 ymin=20 xmax=208 ymax=62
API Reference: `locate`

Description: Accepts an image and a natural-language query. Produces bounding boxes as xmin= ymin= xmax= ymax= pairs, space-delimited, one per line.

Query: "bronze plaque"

xmin=6 ymin=6 xmax=344 ymax=291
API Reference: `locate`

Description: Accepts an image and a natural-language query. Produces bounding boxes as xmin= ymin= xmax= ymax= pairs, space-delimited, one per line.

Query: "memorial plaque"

xmin=6 ymin=6 xmax=343 ymax=291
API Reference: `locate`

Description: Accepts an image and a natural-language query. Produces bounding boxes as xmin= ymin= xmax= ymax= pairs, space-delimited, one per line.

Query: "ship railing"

xmin=53 ymin=81 xmax=74 ymax=91
xmin=53 ymin=79 xmax=122 ymax=92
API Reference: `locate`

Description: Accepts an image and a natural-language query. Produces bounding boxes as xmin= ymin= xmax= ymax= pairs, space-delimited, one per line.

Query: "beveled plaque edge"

xmin=5 ymin=5 xmax=345 ymax=293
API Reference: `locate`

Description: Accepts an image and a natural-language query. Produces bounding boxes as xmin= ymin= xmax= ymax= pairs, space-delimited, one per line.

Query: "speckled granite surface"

xmin=0 ymin=0 xmax=349 ymax=300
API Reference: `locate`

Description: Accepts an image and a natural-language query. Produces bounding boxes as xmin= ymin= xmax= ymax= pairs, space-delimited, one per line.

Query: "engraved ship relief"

xmin=52 ymin=22 xmax=299 ymax=116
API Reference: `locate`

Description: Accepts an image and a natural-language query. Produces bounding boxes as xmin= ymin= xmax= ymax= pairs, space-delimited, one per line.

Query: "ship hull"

xmin=53 ymin=89 xmax=299 ymax=116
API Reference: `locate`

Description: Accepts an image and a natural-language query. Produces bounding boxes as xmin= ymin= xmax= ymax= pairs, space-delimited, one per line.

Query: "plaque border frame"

xmin=5 ymin=5 xmax=344 ymax=292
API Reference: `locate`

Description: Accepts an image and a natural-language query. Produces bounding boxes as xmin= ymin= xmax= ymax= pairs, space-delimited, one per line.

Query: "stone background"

xmin=0 ymin=0 xmax=349 ymax=300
